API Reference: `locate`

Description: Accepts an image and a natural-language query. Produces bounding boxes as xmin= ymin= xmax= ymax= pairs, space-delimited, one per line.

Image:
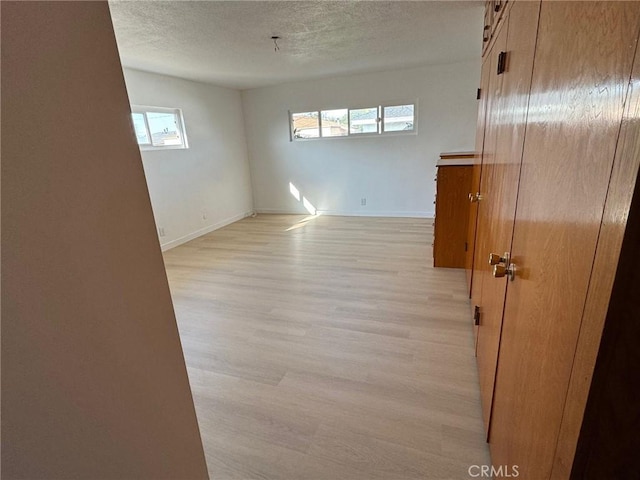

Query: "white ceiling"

xmin=109 ymin=1 xmax=484 ymax=90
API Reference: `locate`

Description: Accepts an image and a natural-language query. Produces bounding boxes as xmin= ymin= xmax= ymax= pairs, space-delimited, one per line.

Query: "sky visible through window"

xmin=131 ymin=108 xmax=186 ymax=148
xmin=132 ymin=113 xmax=150 ymax=144
xmin=147 ymin=112 xmax=182 ymax=146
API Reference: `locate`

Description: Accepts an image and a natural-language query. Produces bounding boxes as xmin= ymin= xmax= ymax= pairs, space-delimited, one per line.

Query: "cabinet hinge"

xmin=465 ymin=242 xmax=469 ymax=252
xmin=497 ymin=51 xmax=507 ymax=75
xmin=476 ymin=88 xmax=481 ymax=100
xmin=474 ymin=306 xmax=481 ymax=326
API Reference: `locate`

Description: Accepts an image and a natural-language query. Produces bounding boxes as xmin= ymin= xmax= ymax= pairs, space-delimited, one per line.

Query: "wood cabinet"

xmin=433 ymin=154 xmax=473 ymax=268
xmin=468 ymin=1 xmax=640 ymax=478
xmin=465 ymin=61 xmax=490 ymax=296
xmin=482 ymin=0 xmax=510 ymax=56
xmin=474 ymin=0 xmax=539 ymax=435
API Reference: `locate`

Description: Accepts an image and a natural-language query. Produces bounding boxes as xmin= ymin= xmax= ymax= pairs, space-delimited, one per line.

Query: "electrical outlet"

xmin=158 ymin=227 xmax=166 ymax=237
xmin=361 ymin=197 xmax=367 ymax=206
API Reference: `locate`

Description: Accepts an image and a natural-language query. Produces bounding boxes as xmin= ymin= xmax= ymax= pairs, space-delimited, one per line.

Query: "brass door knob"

xmin=493 ymin=264 xmax=507 ymax=277
xmin=488 ymin=252 xmax=509 ymax=265
xmin=469 ymin=192 xmax=483 ymax=203
xmin=493 ymin=263 xmax=516 ymax=281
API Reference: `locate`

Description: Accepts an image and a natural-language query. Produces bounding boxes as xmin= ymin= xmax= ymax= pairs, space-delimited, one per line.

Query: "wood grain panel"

xmin=488 ymin=3 xmax=640 ymax=478
xmin=483 ymin=0 xmax=512 ymax=59
xmin=466 ymin=55 xmax=492 ymax=296
xmin=570 ymin=170 xmax=640 ymax=478
xmin=474 ymin=20 xmax=508 ymax=436
xmin=474 ymin=0 xmax=540 ymax=437
xmin=471 ymin=30 xmax=503 ymax=327
xmin=434 ymin=166 xmax=473 ymax=268
xmin=551 ymin=32 xmax=640 ymax=480
xmin=440 ymin=153 xmax=475 ymax=160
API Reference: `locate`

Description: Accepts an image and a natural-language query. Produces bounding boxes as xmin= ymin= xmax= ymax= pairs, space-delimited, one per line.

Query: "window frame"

xmin=348 ymin=105 xmax=381 ymax=137
xmin=380 ymin=103 xmax=416 ymax=134
xmin=131 ymin=105 xmax=189 ymax=151
xmin=320 ymin=108 xmax=350 ymax=138
xmin=289 ymin=100 xmax=417 ymax=142
xmin=290 ymin=110 xmax=321 ymax=140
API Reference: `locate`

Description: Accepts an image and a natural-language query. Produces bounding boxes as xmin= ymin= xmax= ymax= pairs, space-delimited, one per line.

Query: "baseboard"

xmin=160 ymin=210 xmax=253 ymax=251
xmin=255 ymin=208 xmax=434 ymax=218
xmin=317 ymin=209 xmax=434 ymax=218
xmin=254 ymin=208 xmax=303 ymax=215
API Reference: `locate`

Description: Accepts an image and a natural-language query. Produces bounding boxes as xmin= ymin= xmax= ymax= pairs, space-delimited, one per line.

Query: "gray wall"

xmin=1 ymin=2 xmax=208 ymax=477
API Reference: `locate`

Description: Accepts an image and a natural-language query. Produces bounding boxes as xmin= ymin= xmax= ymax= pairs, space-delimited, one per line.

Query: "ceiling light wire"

xmin=271 ymin=36 xmax=280 ymax=52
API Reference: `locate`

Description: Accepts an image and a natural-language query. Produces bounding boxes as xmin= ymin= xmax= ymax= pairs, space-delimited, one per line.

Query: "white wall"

xmin=242 ymin=61 xmax=480 ymax=217
xmin=123 ymin=69 xmax=253 ymax=250
xmin=3 ymin=3 xmax=208 ymax=477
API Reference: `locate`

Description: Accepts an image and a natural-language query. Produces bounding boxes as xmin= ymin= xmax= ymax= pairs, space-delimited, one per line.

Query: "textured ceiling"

xmin=109 ymin=1 xmax=484 ymax=90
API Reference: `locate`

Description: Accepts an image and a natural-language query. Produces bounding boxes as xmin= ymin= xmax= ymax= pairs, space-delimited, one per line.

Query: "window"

xmin=132 ymin=112 xmax=150 ymax=145
xmin=131 ymin=106 xmax=188 ymax=150
xmin=349 ymin=107 xmax=380 ymax=135
xmin=291 ymin=111 xmax=320 ymax=139
xmin=383 ymin=104 xmax=415 ymax=132
xmin=290 ymin=101 xmax=415 ymax=141
xmin=321 ymin=109 xmax=348 ymax=137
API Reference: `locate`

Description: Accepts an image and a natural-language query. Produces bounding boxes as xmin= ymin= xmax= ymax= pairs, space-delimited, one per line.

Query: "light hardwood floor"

xmin=163 ymin=214 xmax=490 ymax=480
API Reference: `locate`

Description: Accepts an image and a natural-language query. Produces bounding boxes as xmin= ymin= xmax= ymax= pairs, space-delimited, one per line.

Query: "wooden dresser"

xmin=433 ymin=152 xmax=474 ymax=268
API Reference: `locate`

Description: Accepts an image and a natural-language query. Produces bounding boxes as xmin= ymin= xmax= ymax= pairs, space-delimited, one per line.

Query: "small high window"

xmin=349 ymin=107 xmax=380 ymax=135
xmin=131 ymin=106 xmax=188 ymax=150
xmin=383 ymin=104 xmax=415 ymax=132
xmin=291 ymin=111 xmax=320 ymax=139
xmin=321 ymin=109 xmax=348 ymax=137
xmin=290 ymin=101 xmax=416 ymax=141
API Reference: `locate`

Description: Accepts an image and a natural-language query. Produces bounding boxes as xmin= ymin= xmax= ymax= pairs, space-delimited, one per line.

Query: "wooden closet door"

xmin=474 ymin=0 xmax=540 ymax=436
xmin=552 ymin=40 xmax=640 ymax=480
xmin=466 ymin=56 xmax=491 ymax=297
xmin=470 ymin=29 xmax=504 ymax=327
xmin=488 ymin=2 xmax=640 ymax=478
